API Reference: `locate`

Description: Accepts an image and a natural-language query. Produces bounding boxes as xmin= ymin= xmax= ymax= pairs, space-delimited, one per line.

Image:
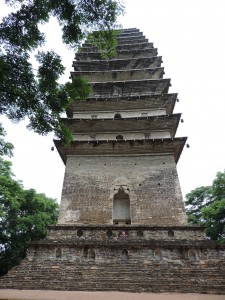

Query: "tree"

xmin=185 ymin=171 xmax=225 ymax=243
xmin=0 ymin=156 xmax=59 ymax=276
xmin=0 ymin=0 xmax=124 ymax=147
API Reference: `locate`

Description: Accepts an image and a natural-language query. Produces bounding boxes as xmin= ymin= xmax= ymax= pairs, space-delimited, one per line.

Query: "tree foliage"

xmin=0 ymin=0 xmax=124 ymax=146
xmin=185 ymin=171 xmax=225 ymax=243
xmin=0 ymin=123 xmax=14 ymax=157
xmin=0 ymin=156 xmax=59 ymax=276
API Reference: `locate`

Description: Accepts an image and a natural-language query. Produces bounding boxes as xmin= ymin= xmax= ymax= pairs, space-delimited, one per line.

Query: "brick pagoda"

xmin=1 ymin=28 xmax=225 ymax=294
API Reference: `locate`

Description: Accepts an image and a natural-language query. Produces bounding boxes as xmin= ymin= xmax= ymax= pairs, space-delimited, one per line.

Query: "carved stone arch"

xmin=113 ymin=187 xmax=131 ymax=224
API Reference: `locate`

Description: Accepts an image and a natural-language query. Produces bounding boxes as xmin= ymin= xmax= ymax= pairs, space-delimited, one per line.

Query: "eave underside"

xmin=54 ymin=138 xmax=187 ymax=165
xmin=66 ymin=93 xmax=177 ymax=117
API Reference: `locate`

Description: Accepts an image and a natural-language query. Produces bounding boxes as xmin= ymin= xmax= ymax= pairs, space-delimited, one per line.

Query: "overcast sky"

xmin=1 ymin=0 xmax=225 ymax=202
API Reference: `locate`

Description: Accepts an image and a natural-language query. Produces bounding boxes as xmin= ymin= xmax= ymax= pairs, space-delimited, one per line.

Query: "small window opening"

xmin=116 ymin=135 xmax=124 ymax=141
xmin=154 ymin=249 xmax=162 ymax=261
xmin=77 ymin=228 xmax=83 ymax=237
xmin=114 ymin=113 xmax=122 ymax=119
xmin=168 ymin=230 xmax=174 ymax=238
xmin=55 ymin=248 xmax=62 ymax=258
xmin=83 ymin=246 xmax=88 ymax=258
xmin=188 ymin=249 xmax=198 ymax=262
xmin=122 ymin=249 xmax=129 ymax=262
xmin=106 ymin=229 xmax=113 ymax=238
xmin=91 ymin=115 xmax=97 ymax=119
xmin=89 ymin=249 xmax=95 ymax=260
xmin=137 ymin=230 xmax=143 ymax=237
xmin=144 ymin=133 xmax=150 ymax=139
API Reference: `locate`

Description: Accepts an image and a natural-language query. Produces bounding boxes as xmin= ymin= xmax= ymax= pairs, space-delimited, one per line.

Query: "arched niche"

xmin=55 ymin=248 xmax=62 ymax=258
xmin=122 ymin=249 xmax=129 ymax=262
xmin=113 ymin=187 xmax=131 ymax=224
xmin=83 ymin=246 xmax=88 ymax=258
xmin=89 ymin=249 xmax=95 ymax=260
xmin=114 ymin=113 xmax=122 ymax=119
xmin=154 ymin=248 xmax=162 ymax=261
xmin=116 ymin=134 xmax=124 ymax=141
xmin=188 ymin=249 xmax=198 ymax=262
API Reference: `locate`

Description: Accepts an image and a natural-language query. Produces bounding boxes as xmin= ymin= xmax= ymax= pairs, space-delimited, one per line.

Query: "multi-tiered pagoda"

xmin=1 ymin=28 xmax=225 ymax=294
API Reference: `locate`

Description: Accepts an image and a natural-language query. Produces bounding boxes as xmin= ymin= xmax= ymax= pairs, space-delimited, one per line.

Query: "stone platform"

xmin=0 ymin=225 xmax=225 ymax=294
xmin=1 ymin=290 xmax=225 ymax=300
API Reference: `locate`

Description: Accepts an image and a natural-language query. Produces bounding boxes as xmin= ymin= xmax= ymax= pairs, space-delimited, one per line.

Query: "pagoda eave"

xmin=60 ymin=113 xmax=181 ymax=137
xmin=66 ymin=93 xmax=177 ymax=118
xmin=54 ymin=137 xmax=187 ymax=165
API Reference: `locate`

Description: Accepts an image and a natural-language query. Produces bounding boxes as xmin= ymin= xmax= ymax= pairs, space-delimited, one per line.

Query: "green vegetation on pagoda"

xmin=0 ymin=156 xmax=59 ymax=276
xmin=0 ymin=0 xmax=124 ymax=150
xmin=185 ymin=171 xmax=225 ymax=243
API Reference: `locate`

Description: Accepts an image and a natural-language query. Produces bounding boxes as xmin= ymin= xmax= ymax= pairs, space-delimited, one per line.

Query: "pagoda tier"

xmin=71 ymin=67 xmax=164 ymax=82
xmin=81 ymin=41 xmax=154 ymax=52
xmin=54 ymin=138 xmax=186 ymax=165
xmin=73 ymin=56 xmax=162 ymax=71
xmin=59 ymin=113 xmax=181 ymax=143
xmin=66 ymin=93 xmax=177 ymax=118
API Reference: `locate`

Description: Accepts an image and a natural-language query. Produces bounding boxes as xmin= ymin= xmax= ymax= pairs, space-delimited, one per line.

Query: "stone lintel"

xmin=54 ymin=137 xmax=187 ymax=165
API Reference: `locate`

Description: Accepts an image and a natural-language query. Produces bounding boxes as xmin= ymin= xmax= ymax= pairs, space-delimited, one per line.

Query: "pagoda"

xmin=1 ymin=28 xmax=225 ymax=294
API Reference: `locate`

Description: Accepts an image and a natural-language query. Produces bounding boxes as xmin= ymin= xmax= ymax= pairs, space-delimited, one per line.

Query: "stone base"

xmin=0 ymin=225 xmax=225 ymax=294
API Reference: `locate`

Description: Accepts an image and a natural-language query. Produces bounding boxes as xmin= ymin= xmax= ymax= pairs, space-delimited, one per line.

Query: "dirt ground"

xmin=0 ymin=290 xmax=225 ymax=300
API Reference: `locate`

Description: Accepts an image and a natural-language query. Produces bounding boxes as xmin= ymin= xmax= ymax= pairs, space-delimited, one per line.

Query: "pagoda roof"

xmin=116 ymin=36 xmax=148 ymax=44
xmin=61 ymin=114 xmax=181 ymax=138
xmin=66 ymin=93 xmax=177 ymax=117
xmin=75 ymin=48 xmax=157 ymax=61
xmin=90 ymin=78 xmax=170 ymax=97
xmin=70 ymin=67 xmax=164 ymax=82
xmin=54 ymin=137 xmax=187 ymax=165
xmin=80 ymin=42 xmax=153 ymax=53
xmin=73 ymin=56 xmax=162 ymax=71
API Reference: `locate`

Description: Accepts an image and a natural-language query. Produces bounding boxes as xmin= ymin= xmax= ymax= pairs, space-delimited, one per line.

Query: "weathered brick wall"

xmin=1 ymin=226 xmax=225 ymax=294
xmin=58 ymin=154 xmax=187 ymax=225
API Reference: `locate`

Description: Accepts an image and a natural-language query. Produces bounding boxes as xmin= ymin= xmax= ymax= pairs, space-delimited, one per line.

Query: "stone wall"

xmin=1 ymin=225 xmax=224 ymax=294
xmin=58 ymin=154 xmax=187 ymax=225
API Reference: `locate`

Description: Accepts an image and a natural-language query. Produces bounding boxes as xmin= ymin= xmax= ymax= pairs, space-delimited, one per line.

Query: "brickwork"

xmin=58 ymin=155 xmax=187 ymax=225
xmin=1 ymin=28 xmax=224 ymax=294
xmin=1 ymin=225 xmax=225 ymax=293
